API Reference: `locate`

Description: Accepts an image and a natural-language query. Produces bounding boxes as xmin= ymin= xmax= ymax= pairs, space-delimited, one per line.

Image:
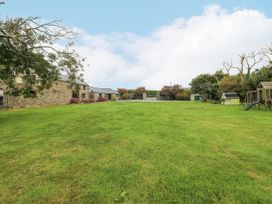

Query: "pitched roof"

xmin=58 ymin=75 xmax=89 ymax=86
xmin=258 ymin=81 xmax=272 ymax=89
xmin=222 ymin=92 xmax=240 ymax=99
xmin=89 ymin=86 xmax=118 ymax=94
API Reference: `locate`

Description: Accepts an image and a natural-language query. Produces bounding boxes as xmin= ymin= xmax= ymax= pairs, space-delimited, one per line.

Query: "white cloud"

xmin=75 ymin=5 xmax=272 ymax=89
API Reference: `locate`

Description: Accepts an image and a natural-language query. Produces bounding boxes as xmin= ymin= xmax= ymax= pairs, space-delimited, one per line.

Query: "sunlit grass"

xmin=0 ymin=102 xmax=271 ymax=203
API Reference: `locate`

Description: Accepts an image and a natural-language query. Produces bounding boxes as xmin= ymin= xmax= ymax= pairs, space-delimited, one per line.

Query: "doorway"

xmin=0 ymin=89 xmax=3 ymax=106
xmin=107 ymin=94 xmax=111 ymax=100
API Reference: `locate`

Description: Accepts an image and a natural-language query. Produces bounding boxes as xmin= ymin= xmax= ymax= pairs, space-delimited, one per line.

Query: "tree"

xmin=117 ymin=88 xmax=128 ymax=96
xmin=160 ymin=86 xmax=173 ymax=100
xmin=213 ymin=70 xmax=226 ymax=83
xmin=245 ymin=52 xmax=263 ymax=76
xmin=0 ymin=14 xmax=85 ymax=97
xmin=146 ymin=90 xmax=159 ymax=97
xmin=219 ymin=75 xmax=241 ymax=93
xmin=176 ymin=92 xmax=190 ymax=101
xmin=121 ymin=93 xmax=130 ymax=100
xmin=261 ymin=44 xmax=272 ymax=65
xmin=223 ymin=52 xmax=262 ymax=81
xmin=118 ymin=88 xmax=130 ymax=100
xmin=190 ymin=74 xmax=220 ymax=100
xmin=160 ymin=84 xmax=184 ymax=100
xmin=248 ymin=65 xmax=272 ymax=88
xmin=134 ymin=87 xmax=146 ymax=99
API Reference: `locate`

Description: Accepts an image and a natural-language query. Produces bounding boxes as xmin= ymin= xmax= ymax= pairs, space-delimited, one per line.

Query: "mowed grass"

xmin=0 ymin=102 xmax=272 ymax=203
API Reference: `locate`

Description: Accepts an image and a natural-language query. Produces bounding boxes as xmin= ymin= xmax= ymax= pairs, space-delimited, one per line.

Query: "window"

xmin=30 ymin=90 xmax=37 ymax=97
xmin=82 ymin=85 xmax=86 ymax=90
xmin=72 ymin=91 xmax=78 ymax=99
xmin=81 ymin=93 xmax=86 ymax=99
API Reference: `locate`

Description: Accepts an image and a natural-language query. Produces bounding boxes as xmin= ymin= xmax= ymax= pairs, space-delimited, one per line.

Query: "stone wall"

xmin=90 ymin=92 xmax=119 ymax=100
xmin=1 ymin=81 xmax=72 ymax=108
xmin=78 ymin=86 xmax=90 ymax=101
xmin=91 ymin=92 xmax=106 ymax=100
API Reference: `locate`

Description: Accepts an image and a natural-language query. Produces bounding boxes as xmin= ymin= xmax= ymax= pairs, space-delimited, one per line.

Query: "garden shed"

xmin=190 ymin=94 xmax=202 ymax=101
xmin=221 ymin=92 xmax=240 ymax=105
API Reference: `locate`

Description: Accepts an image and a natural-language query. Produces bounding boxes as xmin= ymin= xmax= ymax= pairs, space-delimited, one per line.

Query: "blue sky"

xmin=1 ymin=1 xmax=272 ymax=89
xmin=1 ymin=0 xmax=272 ymax=35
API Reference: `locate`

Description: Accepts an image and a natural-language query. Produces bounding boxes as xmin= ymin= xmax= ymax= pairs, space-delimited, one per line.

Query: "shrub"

xmin=134 ymin=87 xmax=146 ymax=99
xmin=96 ymin=97 xmax=107 ymax=102
xmin=207 ymin=99 xmax=220 ymax=104
xmin=121 ymin=93 xmax=130 ymax=100
xmin=118 ymin=88 xmax=128 ymax=96
xmin=160 ymin=84 xmax=184 ymax=100
xmin=81 ymin=99 xmax=95 ymax=103
xmin=176 ymin=92 xmax=190 ymax=101
xmin=111 ymin=95 xmax=117 ymax=101
xmin=70 ymin=98 xmax=80 ymax=104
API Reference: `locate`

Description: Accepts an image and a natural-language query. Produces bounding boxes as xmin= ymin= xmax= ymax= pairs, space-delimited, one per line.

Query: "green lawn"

xmin=0 ymin=102 xmax=272 ymax=203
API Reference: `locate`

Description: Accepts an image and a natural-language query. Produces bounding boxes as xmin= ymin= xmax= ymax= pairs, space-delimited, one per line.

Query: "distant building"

xmin=59 ymin=75 xmax=90 ymax=101
xmin=139 ymin=92 xmax=147 ymax=100
xmin=89 ymin=87 xmax=119 ymax=100
xmin=0 ymin=75 xmax=89 ymax=108
xmin=221 ymin=92 xmax=240 ymax=105
xmin=190 ymin=94 xmax=202 ymax=101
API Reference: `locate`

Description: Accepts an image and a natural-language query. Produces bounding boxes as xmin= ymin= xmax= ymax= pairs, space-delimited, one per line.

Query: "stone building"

xmin=59 ymin=75 xmax=89 ymax=101
xmin=89 ymin=86 xmax=119 ymax=100
xmin=0 ymin=75 xmax=89 ymax=108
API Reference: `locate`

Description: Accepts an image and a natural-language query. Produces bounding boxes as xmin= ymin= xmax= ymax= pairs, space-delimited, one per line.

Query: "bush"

xmin=118 ymin=88 xmax=128 ymax=96
xmin=206 ymin=99 xmax=221 ymax=104
xmin=121 ymin=93 xmax=130 ymax=100
xmin=96 ymin=97 xmax=107 ymax=102
xmin=111 ymin=95 xmax=117 ymax=101
xmin=160 ymin=84 xmax=184 ymax=100
xmin=81 ymin=99 xmax=95 ymax=103
xmin=70 ymin=98 xmax=80 ymax=104
xmin=176 ymin=92 xmax=190 ymax=101
xmin=134 ymin=87 xmax=146 ymax=99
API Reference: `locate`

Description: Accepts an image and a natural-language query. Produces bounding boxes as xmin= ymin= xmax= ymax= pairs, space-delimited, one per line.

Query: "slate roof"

xmin=258 ymin=81 xmax=272 ymax=89
xmin=222 ymin=92 xmax=240 ymax=99
xmin=89 ymin=86 xmax=118 ymax=94
xmin=58 ymin=75 xmax=89 ymax=86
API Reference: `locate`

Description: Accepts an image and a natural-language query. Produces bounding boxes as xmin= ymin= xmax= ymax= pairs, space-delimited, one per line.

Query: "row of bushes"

xmin=69 ymin=97 xmax=108 ymax=104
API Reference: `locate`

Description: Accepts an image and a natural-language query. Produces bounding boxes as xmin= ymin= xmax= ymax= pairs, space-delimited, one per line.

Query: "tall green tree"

xmin=219 ymin=75 xmax=242 ymax=93
xmin=0 ymin=10 xmax=85 ymax=97
xmin=190 ymin=74 xmax=220 ymax=100
xmin=248 ymin=65 xmax=272 ymax=88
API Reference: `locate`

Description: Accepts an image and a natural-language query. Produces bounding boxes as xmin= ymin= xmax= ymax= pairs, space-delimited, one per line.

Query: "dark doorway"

xmin=107 ymin=94 xmax=111 ymax=100
xmin=0 ymin=89 xmax=3 ymax=106
xmin=0 ymin=96 xmax=3 ymax=106
xmin=72 ymin=91 xmax=79 ymax=99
